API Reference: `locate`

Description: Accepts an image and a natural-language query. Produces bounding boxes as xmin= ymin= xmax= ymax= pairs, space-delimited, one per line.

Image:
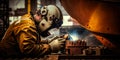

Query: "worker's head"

xmin=37 ymin=5 xmax=63 ymax=33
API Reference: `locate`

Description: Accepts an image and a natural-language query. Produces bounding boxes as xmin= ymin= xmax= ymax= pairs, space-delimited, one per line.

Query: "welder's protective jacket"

xmin=0 ymin=14 xmax=51 ymax=57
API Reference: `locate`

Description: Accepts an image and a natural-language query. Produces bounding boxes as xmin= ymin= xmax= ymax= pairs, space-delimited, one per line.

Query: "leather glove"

xmin=40 ymin=35 xmax=57 ymax=43
xmin=49 ymin=37 xmax=65 ymax=53
xmin=41 ymin=34 xmax=68 ymax=43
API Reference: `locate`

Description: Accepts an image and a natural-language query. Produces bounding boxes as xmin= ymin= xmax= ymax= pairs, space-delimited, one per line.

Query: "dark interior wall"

xmin=41 ymin=0 xmax=56 ymax=6
xmin=30 ymin=0 xmax=37 ymax=14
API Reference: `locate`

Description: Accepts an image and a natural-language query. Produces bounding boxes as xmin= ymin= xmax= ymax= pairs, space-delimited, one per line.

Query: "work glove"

xmin=40 ymin=34 xmax=54 ymax=44
xmin=49 ymin=37 xmax=65 ymax=53
xmin=41 ymin=34 xmax=68 ymax=43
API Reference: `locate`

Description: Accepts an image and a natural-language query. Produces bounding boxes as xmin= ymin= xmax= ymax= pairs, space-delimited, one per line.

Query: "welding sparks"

xmin=69 ymin=34 xmax=79 ymax=41
xmin=70 ymin=35 xmax=78 ymax=41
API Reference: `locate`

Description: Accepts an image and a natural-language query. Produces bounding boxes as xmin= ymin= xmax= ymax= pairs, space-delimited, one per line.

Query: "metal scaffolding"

xmin=0 ymin=0 xmax=9 ymax=40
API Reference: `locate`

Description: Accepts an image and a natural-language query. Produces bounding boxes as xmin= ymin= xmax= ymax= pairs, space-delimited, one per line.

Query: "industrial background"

xmin=0 ymin=0 xmax=120 ymax=59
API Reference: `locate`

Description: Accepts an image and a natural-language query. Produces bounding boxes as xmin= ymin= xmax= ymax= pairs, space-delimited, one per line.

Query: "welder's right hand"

xmin=49 ymin=37 xmax=65 ymax=53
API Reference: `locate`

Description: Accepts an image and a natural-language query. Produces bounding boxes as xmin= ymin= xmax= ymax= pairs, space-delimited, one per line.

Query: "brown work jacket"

xmin=0 ymin=14 xmax=51 ymax=57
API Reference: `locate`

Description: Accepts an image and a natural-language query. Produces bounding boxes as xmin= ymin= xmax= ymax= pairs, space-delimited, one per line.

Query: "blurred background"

xmin=0 ymin=0 xmax=103 ymax=46
xmin=1 ymin=0 xmax=120 ymax=59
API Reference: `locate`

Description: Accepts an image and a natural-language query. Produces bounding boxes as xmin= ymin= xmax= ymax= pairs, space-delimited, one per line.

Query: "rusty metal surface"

xmin=60 ymin=0 xmax=120 ymax=49
xmin=60 ymin=0 xmax=120 ymax=35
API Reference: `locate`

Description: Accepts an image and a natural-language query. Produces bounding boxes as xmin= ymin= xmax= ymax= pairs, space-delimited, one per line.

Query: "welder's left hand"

xmin=48 ymin=34 xmax=68 ymax=43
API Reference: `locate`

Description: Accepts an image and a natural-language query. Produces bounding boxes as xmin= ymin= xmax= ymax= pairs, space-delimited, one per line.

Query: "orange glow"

xmin=94 ymin=34 xmax=116 ymax=48
xmin=88 ymin=8 xmax=100 ymax=32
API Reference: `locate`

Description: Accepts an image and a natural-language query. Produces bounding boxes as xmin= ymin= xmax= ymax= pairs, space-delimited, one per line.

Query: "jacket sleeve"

xmin=17 ymin=27 xmax=52 ymax=57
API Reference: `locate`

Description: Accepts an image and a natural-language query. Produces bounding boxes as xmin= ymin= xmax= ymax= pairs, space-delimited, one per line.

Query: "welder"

xmin=0 ymin=5 xmax=66 ymax=57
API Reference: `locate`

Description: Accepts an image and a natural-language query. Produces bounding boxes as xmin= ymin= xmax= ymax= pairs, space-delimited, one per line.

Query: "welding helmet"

xmin=38 ymin=5 xmax=63 ymax=32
